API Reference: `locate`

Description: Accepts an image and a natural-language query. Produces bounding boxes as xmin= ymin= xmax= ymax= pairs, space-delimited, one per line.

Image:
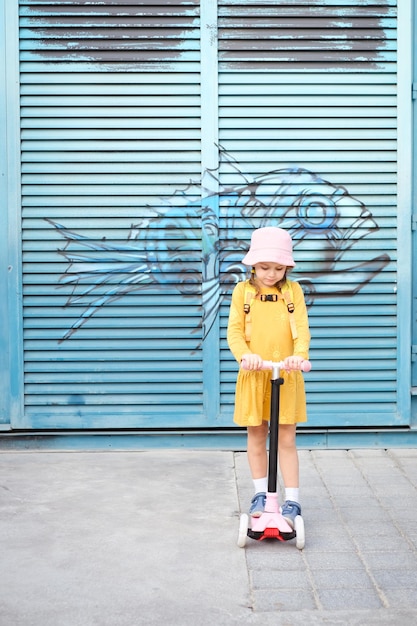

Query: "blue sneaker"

xmin=281 ymin=500 xmax=301 ymax=528
xmin=249 ymin=492 xmax=266 ymax=517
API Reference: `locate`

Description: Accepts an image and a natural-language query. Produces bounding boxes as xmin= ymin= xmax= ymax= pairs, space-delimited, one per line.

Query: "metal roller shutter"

xmin=16 ymin=0 xmax=403 ymax=431
xmin=20 ymin=0 xmax=205 ymax=428
xmin=217 ymin=0 xmax=400 ymax=427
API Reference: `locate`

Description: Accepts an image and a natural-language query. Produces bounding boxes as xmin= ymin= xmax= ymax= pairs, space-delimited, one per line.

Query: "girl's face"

xmin=253 ymin=262 xmax=287 ymax=288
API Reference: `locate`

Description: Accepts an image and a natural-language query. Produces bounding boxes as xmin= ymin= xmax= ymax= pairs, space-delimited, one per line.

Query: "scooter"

xmin=237 ymin=359 xmax=311 ymax=550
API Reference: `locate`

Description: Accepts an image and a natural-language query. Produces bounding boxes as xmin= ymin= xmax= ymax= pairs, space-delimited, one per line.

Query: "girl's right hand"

xmin=241 ymin=353 xmax=263 ymax=370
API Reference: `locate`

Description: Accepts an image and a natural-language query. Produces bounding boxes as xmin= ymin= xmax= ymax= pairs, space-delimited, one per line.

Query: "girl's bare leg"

xmin=278 ymin=424 xmax=299 ymax=488
xmin=247 ymin=422 xmax=269 ymax=479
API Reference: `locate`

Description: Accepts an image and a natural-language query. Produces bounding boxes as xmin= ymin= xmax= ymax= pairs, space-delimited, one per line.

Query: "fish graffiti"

xmin=46 ymin=151 xmax=390 ymax=344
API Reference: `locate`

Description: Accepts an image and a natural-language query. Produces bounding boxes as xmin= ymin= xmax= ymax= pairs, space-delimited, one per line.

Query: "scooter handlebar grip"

xmin=241 ymin=359 xmax=312 ymax=372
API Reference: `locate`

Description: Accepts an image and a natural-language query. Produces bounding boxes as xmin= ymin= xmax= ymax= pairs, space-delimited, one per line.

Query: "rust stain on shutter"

xmin=21 ymin=2 xmax=395 ymax=70
xmin=20 ymin=1 xmax=201 ymax=67
xmin=218 ymin=2 xmax=396 ymax=70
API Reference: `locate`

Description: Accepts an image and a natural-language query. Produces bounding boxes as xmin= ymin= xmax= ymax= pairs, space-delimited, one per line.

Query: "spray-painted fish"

xmin=46 ymin=154 xmax=390 ymax=344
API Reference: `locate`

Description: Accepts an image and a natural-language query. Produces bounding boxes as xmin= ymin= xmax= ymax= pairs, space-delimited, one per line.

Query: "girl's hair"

xmin=248 ymin=266 xmax=289 ymax=293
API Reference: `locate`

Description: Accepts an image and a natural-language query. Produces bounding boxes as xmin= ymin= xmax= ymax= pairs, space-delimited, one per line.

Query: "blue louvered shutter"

xmin=20 ymin=0 xmax=207 ymax=428
xmin=218 ymin=0 xmax=400 ymax=427
xmin=18 ymin=0 xmax=403 ymax=431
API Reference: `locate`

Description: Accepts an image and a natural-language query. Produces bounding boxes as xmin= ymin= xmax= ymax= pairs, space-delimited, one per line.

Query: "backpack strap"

xmin=243 ymin=281 xmax=297 ymax=342
xmin=281 ymin=285 xmax=298 ymax=340
xmin=243 ymin=285 xmax=256 ymax=342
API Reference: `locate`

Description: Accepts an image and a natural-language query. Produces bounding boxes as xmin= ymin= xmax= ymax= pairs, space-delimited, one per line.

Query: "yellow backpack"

xmin=243 ymin=280 xmax=298 ymax=342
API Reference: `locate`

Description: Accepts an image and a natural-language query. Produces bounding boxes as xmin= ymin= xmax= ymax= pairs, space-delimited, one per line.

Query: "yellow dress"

xmin=227 ymin=280 xmax=310 ymax=427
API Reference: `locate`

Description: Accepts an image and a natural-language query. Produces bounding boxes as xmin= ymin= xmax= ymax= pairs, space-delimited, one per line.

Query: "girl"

xmin=227 ymin=226 xmax=310 ymax=526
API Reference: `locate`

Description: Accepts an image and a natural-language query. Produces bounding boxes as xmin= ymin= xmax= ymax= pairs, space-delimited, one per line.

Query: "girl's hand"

xmin=283 ymin=355 xmax=305 ymax=371
xmin=241 ymin=353 xmax=263 ymax=371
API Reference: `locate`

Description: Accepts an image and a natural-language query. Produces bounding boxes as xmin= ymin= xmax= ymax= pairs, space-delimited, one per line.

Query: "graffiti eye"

xmin=295 ymin=194 xmax=338 ymax=231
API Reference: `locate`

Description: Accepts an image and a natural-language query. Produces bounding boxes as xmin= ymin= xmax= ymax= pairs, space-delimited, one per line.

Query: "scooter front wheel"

xmin=294 ymin=515 xmax=305 ymax=550
xmin=237 ymin=513 xmax=249 ymax=548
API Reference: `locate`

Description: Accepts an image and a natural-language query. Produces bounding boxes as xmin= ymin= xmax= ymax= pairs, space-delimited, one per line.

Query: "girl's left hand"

xmin=283 ymin=355 xmax=305 ymax=371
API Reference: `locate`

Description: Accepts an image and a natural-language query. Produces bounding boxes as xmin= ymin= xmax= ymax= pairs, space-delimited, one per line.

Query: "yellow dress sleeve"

xmin=227 ymin=282 xmax=251 ymax=363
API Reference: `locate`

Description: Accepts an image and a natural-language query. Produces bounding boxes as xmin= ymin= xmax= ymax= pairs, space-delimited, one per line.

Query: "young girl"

xmin=227 ymin=226 xmax=310 ymax=526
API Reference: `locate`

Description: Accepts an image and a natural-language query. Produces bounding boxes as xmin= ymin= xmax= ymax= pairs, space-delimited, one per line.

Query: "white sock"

xmin=253 ymin=477 xmax=268 ymax=494
xmin=285 ymin=487 xmax=300 ymax=503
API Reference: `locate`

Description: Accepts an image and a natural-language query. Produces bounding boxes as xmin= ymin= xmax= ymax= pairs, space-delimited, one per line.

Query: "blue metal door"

xmin=217 ymin=0 xmax=406 ymax=430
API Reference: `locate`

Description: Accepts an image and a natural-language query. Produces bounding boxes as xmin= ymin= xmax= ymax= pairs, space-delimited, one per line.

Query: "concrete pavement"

xmin=0 ymin=448 xmax=417 ymax=625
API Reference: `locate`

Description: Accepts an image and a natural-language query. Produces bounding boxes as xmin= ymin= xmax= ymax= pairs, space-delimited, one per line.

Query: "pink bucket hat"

xmin=242 ymin=227 xmax=295 ymax=267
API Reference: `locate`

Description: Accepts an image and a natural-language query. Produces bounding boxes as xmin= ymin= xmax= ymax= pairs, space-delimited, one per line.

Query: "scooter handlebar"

xmin=241 ymin=359 xmax=312 ymax=373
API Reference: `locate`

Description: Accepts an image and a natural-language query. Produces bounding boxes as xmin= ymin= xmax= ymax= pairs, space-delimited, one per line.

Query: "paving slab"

xmin=0 ymin=451 xmax=249 ymax=626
